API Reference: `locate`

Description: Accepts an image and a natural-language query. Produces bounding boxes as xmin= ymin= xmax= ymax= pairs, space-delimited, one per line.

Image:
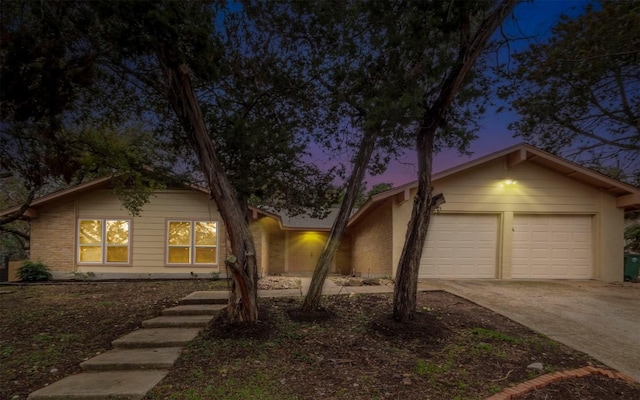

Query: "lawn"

xmin=1 ymin=280 xmax=638 ymax=400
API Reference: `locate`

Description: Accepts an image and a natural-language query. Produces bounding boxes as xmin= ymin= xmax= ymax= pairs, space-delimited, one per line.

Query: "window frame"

xmin=77 ymin=218 xmax=131 ymax=265
xmin=166 ymin=220 xmax=218 ymax=266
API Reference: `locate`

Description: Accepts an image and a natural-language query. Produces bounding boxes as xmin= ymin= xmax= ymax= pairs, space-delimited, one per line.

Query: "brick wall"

xmin=30 ymin=200 xmax=76 ymax=272
xmin=249 ymin=222 xmax=264 ymax=275
xmin=334 ymin=234 xmax=352 ymax=275
xmin=351 ymin=201 xmax=393 ymax=277
xmin=268 ymin=232 xmax=286 ymax=274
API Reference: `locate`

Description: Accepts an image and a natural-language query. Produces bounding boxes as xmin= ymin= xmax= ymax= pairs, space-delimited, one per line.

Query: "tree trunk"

xmin=393 ymin=0 xmax=517 ymax=322
xmin=301 ymin=130 xmax=378 ymax=312
xmin=160 ymin=62 xmax=258 ymax=322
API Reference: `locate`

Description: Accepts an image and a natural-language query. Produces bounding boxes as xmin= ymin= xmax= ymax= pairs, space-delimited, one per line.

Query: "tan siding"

xmin=351 ymin=202 xmax=392 ymax=277
xmin=75 ymin=190 xmax=225 ymax=274
xmin=30 ymin=200 xmax=76 ymax=272
xmin=385 ymin=158 xmax=622 ymax=281
xmin=433 ymin=160 xmax=601 ymax=214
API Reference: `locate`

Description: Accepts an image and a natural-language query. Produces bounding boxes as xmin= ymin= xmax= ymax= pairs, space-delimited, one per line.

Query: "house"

xmin=348 ymin=144 xmax=640 ymax=281
xmin=2 ymin=144 xmax=638 ymax=281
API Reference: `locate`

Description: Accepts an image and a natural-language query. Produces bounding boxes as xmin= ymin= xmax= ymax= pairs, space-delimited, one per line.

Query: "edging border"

xmin=486 ymin=366 xmax=638 ymax=400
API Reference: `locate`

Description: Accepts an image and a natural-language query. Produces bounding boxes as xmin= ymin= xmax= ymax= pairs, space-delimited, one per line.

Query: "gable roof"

xmin=4 ymin=144 xmax=639 ymax=225
xmin=250 ymin=207 xmax=339 ymax=231
xmin=349 ymin=143 xmax=640 ymax=226
xmin=0 ymin=175 xmax=339 ymax=230
xmin=0 ymin=176 xmax=114 ymax=218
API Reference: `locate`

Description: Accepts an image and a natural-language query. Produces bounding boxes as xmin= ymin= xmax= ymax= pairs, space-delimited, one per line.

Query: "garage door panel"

xmin=419 ymin=214 xmax=498 ymax=278
xmin=512 ymin=215 xmax=592 ymax=279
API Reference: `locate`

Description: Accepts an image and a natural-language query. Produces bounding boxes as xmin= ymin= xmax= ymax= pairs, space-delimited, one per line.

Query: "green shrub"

xmin=17 ymin=261 xmax=52 ymax=282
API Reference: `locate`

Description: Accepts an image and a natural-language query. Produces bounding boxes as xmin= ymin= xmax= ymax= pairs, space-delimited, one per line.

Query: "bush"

xmin=17 ymin=261 xmax=52 ymax=282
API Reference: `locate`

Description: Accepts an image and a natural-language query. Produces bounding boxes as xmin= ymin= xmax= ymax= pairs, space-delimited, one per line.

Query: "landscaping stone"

xmin=528 ymin=362 xmax=544 ymax=370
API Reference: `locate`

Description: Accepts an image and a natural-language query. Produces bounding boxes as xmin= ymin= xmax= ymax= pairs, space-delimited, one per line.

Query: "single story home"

xmin=2 ymin=144 xmax=638 ymax=281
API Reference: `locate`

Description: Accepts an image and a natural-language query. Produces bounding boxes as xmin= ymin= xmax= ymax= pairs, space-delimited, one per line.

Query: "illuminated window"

xmin=78 ymin=219 xmax=130 ymax=263
xmin=167 ymin=221 xmax=217 ymax=265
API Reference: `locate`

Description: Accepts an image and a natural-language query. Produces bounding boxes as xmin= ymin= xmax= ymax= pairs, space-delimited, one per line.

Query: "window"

xmin=78 ymin=219 xmax=130 ymax=263
xmin=167 ymin=221 xmax=217 ymax=265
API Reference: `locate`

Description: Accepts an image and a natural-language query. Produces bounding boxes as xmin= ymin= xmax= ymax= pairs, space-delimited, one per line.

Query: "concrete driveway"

xmin=419 ymin=280 xmax=640 ymax=383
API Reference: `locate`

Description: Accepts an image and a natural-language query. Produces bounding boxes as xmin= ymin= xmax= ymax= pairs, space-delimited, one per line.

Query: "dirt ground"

xmin=1 ymin=279 xmax=639 ymax=400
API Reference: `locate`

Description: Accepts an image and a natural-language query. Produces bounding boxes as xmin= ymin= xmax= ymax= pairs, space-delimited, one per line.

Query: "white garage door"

xmin=512 ymin=215 xmax=592 ymax=279
xmin=419 ymin=214 xmax=498 ymax=278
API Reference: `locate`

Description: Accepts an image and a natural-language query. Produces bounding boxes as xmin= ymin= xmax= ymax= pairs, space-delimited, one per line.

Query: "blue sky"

xmin=308 ymin=0 xmax=593 ymax=187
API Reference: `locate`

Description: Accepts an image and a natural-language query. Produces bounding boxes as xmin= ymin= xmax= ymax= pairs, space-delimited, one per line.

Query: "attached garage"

xmin=419 ymin=214 xmax=498 ymax=278
xmin=350 ymin=144 xmax=640 ymax=282
xmin=512 ymin=214 xmax=592 ymax=279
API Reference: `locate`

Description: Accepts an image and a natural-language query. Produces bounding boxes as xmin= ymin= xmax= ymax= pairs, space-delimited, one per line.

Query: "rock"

xmin=527 ymin=362 xmax=544 ymax=370
xmin=50 ymin=368 xmax=59 ymax=374
xmin=345 ymin=278 xmax=363 ymax=286
xmin=362 ymin=278 xmax=381 ymax=286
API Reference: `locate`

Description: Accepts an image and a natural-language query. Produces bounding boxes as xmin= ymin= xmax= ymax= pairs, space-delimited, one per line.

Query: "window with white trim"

xmin=167 ymin=221 xmax=217 ymax=265
xmin=78 ymin=219 xmax=130 ymax=263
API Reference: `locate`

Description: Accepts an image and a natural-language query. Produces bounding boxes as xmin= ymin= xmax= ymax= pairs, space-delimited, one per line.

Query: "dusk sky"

xmin=308 ymin=0 xmax=592 ymax=188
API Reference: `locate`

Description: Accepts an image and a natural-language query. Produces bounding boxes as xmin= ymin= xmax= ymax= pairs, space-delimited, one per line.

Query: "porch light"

xmin=504 ymin=179 xmax=517 ymax=185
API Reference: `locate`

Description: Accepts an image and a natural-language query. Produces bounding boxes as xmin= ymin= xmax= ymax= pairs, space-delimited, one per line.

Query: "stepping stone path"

xmin=27 ymin=291 xmax=229 ymax=400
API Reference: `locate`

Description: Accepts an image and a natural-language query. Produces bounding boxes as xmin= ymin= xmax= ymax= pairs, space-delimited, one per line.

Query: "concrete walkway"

xmin=28 ymin=295 xmax=228 ymax=400
xmin=27 ymin=278 xmax=639 ymax=398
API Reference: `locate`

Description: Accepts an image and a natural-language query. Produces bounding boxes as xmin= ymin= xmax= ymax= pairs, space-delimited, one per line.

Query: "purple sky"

xmin=308 ymin=0 xmax=592 ymax=188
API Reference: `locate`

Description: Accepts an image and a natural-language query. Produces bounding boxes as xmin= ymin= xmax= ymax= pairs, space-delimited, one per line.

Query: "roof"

xmin=4 ymin=143 xmax=639 ymax=224
xmin=0 ymin=175 xmax=341 ymax=231
xmin=251 ymin=207 xmax=341 ymax=231
xmin=349 ymin=143 xmax=640 ymax=225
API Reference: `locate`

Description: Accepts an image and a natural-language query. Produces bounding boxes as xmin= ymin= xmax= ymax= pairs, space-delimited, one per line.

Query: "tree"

xmin=90 ymin=1 xmax=343 ymax=321
xmin=2 ymin=1 xmax=336 ymax=322
xmin=393 ymin=0 xmax=518 ymax=322
xmin=499 ymin=1 xmax=640 ymax=178
xmin=1 ymin=0 xmax=171 ymax=237
xmin=263 ymin=1 xmax=426 ymax=312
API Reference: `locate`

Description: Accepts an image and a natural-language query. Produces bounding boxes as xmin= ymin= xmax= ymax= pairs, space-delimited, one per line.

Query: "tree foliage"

xmin=500 ymin=0 xmax=640 ymax=176
xmin=393 ymin=0 xmax=518 ymax=322
xmin=0 ymin=0 xmax=175 ymax=222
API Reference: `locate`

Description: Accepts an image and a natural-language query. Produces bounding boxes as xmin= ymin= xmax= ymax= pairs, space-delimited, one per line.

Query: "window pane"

xmin=195 ymin=247 xmax=216 ymax=264
xmin=195 ymin=222 xmax=216 ymax=246
xmin=80 ymin=246 xmax=101 ymax=262
xmin=106 ymin=220 xmax=129 ymax=245
xmin=168 ymin=247 xmax=190 ymax=263
xmin=79 ymin=220 xmax=102 ymax=244
xmin=106 ymin=246 xmax=128 ymax=263
xmin=168 ymin=222 xmax=191 ymax=245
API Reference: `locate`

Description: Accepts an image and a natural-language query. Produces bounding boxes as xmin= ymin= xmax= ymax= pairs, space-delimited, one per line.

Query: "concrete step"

xmin=163 ymin=303 xmax=226 ymax=316
xmin=142 ymin=315 xmax=213 ymax=328
xmin=112 ymin=328 xmax=202 ymax=349
xmin=80 ymin=347 xmax=183 ymax=371
xmin=179 ymin=290 xmax=228 ymax=305
xmin=27 ymin=370 xmax=168 ymax=400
